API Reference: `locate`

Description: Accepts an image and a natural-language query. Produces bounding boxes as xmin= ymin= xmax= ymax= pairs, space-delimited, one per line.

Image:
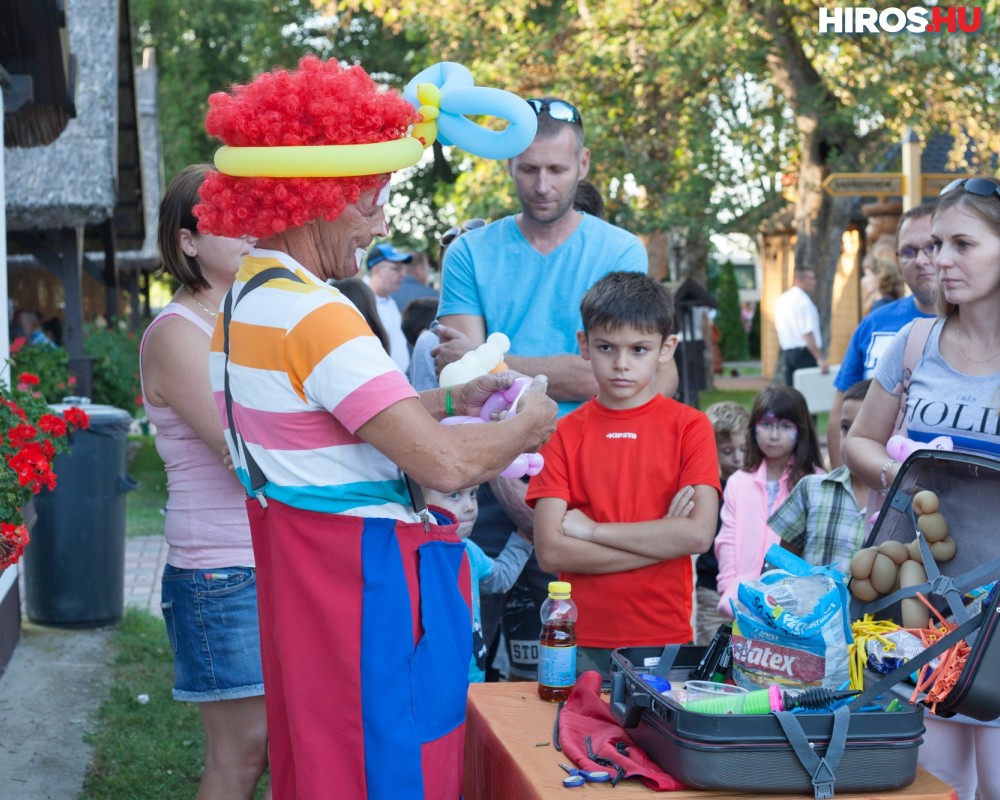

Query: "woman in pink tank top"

xmin=139 ymin=165 xmax=269 ymax=799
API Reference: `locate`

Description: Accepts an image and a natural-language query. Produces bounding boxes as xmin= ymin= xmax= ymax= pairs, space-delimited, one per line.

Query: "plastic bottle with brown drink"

xmin=537 ymin=580 xmax=578 ymax=702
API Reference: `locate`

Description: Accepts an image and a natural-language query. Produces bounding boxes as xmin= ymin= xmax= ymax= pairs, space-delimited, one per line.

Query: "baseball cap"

xmin=367 ymin=243 xmax=413 ymax=268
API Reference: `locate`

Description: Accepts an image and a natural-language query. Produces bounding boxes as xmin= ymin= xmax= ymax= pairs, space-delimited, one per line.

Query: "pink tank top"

xmin=140 ymin=303 xmax=254 ymax=569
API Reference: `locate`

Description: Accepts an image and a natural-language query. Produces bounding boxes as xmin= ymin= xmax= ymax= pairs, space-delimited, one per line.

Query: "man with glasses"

xmin=391 ymin=251 xmax=439 ymax=313
xmin=365 ymin=242 xmax=413 ymax=372
xmin=433 ymin=97 xmax=653 ymax=681
xmin=826 ymin=201 xmax=938 ymax=467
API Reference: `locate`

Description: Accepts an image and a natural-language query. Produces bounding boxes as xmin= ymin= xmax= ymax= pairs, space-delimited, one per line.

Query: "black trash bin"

xmin=24 ymin=403 xmax=136 ymax=627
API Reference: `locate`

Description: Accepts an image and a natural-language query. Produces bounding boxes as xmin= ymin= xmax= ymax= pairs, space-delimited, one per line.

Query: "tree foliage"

xmin=135 ymin=0 xmax=1000 ymax=330
xmin=715 ymin=262 xmax=749 ymax=361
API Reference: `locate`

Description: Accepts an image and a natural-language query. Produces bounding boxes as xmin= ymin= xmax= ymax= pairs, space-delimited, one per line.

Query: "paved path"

xmin=0 ymin=535 xmax=167 ymax=799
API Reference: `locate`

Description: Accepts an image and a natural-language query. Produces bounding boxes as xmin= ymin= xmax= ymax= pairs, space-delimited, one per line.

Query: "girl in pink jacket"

xmin=715 ymin=386 xmax=824 ymax=618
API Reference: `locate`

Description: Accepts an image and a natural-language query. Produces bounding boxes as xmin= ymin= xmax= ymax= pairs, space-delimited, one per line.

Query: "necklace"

xmin=956 ymin=328 xmax=1000 ymax=364
xmin=186 ymin=287 xmax=218 ymax=319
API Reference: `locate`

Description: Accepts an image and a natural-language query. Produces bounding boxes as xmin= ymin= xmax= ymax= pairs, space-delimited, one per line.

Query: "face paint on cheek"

xmin=376 ymin=181 xmax=391 ymax=209
xmin=354 ymin=248 xmax=367 ymax=274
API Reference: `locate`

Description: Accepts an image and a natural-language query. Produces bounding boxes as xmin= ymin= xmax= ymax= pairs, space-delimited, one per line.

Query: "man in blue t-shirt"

xmin=433 ymin=98 xmax=671 ymax=679
xmin=827 ymin=201 xmax=937 ymax=467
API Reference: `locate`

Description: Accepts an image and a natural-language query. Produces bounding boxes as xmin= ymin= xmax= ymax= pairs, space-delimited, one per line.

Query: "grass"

xmin=81 ymin=610 xmax=207 ymax=799
xmin=81 ymin=440 xmax=267 ymax=800
xmin=126 ymin=435 xmax=167 ymax=538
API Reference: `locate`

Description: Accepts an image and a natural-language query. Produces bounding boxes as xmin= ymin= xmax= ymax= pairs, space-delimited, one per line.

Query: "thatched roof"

xmin=4 ymin=0 xmax=124 ymax=233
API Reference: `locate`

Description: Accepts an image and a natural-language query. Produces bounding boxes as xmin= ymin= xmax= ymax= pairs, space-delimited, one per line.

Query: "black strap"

xmin=774 ymin=705 xmax=850 ymax=800
xmin=861 ymin=494 xmax=1000 ymax=625
xmin=848 ymin=608 xmax=985 ymax=712
xmin=652 ymin=644 xmax=683 ymax=679
xmin=222 ymin=267 xmax=305 ymax=497
xmin=222 ymin=265 xmax=429 ymax=518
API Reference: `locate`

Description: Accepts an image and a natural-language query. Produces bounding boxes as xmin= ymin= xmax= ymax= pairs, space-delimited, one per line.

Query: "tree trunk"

xmin=793 ymin=133 xmax=854 ymax=350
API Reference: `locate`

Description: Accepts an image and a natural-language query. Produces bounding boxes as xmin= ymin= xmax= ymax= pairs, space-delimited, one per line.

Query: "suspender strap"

xmin=223 ymin=267 xmax=305 ymax=498
xmin=774 ymin=705 xmax=850 ymax=800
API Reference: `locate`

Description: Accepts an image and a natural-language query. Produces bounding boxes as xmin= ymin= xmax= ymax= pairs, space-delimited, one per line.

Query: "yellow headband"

xmin=213 ymin=137 xmax=425 ymax=178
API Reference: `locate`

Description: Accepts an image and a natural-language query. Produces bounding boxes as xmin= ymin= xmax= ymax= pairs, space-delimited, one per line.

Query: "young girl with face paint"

xmin=714 ymin=386 xmax=825 ymax=618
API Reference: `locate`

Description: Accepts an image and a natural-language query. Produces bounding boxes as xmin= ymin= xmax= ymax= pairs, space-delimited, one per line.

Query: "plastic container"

xmin=537 ymin=580 xmax=577 ymax=702
xmin=683 ymin=680 xmax=748 ymax=714
xmin=24 ymin=403 xmax=136 ymax=627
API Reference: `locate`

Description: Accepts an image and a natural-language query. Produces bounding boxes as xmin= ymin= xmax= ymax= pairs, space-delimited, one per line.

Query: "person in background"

xmin=530 ymin=272 xmax=719 ymax=680
xmin=715 ymin=385 xmax=824 ymax=619
xmin=434 ymin=96 xmax=665 ymax=681
xmin=772 ymin=379 xmax=871 ymax=573
xmin=774 ymin=266 xmax=827 ymax=386
xmin=421 ymin=483 xmax=532 ymax=683
xmin=42 ymin=317 xmax=64 ymax=347
xmin=844 ymin=177 xmax=1000 ymax=800
xmin=392 ymin=251 xmax=439 ymax=312
xmin=694 ymin=400 xmax=748 ymax=645
xmin=365 ymin=242 xmax=412 ymax=372
xmin=827 ymin=202 xmax=938 ymax=468
xmin=12 ymin=309 xmax=56 ymax=348
xmin=331 ymin=277 xmax=391 ymax=354
xmin=573 ymin=178 xmax=606 ymax=219
xmin=196 ymin=56 xmax=558 ymax=797
xmin=861 ymin=248 xmax=906 ymax=315
xmin=139 ymin=164 xmax=269 ymax=800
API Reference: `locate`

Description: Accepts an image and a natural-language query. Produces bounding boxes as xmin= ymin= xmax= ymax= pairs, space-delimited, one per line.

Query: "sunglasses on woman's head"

xmin=526 ymin=98 xmax=583 ymax=128
xmin=940 ymin=177 xmax=1000 ymax=201
xmin=440 ymin=218 xmax=487 ymax=248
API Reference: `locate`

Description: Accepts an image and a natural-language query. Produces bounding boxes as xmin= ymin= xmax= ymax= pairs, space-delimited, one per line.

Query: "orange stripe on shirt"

xmin=227 ymin=321 xmax=286 ymax=371
xmin=285 ymin=303 xmax=375 ymax=400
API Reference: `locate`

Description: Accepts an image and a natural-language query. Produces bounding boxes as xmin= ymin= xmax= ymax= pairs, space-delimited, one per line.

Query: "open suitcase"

xmin=609 ymin=645 xmax=924 ymax=797
xmin=609 ymin=450 xmax=1000 ymax=798
xmin=849 ymin=449 xmax=1000 ymax=721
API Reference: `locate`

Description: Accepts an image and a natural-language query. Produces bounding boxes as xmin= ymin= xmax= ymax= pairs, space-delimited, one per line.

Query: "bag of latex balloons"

xmin=729 ymin=545 xmax=853 ymax=691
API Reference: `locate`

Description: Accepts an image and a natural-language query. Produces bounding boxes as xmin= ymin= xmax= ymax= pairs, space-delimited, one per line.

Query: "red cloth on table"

xmin=558 ymin=671 xmax=686 ymax=791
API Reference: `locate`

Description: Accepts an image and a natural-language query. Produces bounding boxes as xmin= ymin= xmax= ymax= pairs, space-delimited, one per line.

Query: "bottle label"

xmin=538 ymin=644 xmax=576 ymax=688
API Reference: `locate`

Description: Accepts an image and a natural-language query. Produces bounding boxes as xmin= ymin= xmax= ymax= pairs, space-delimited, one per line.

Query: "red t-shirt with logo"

xmin=526 ymin=394 xmax=721 ymax=647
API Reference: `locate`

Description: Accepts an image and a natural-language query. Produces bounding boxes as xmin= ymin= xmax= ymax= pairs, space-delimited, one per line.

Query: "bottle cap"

xmin=548 ymin=580 xmax=572 ymax=598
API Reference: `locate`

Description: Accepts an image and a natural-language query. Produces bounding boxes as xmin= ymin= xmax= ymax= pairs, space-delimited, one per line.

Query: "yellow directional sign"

xmin=822 ymin=173 xmax=905 ymax=197
xmin=921 ymin=173 xmax=979 ymax=197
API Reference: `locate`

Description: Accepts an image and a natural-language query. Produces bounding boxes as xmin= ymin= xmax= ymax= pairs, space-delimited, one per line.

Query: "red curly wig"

xmin=194 ymin=56 xmax=417 ymax=239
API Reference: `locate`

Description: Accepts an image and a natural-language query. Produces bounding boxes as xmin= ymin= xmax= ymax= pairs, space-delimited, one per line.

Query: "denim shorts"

xmin=160 ymin=564 xmax=265 ymax=702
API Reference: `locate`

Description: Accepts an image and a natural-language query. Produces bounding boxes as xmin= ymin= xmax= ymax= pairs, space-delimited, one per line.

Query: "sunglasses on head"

xmin=940 ymin=177 xmax=1000 ymax=201
xmin=526 ymin=98 xmax=583 ymax=128
xmin=440 ymin=218 xmax=487 ymax=249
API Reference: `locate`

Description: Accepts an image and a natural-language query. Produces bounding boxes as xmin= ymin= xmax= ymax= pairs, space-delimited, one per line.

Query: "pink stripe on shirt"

xmin=235 ymin=404 xmax=363 ymax=450
xmin=334 ymin=372 xmax=418 ymax=434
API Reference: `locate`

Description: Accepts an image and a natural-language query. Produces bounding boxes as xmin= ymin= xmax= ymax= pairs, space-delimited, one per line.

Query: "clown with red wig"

xmin=199 ymin=57 xmax=555 ymax=799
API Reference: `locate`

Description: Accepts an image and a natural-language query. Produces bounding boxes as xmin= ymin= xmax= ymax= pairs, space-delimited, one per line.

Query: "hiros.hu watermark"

xmin=818 ymin=6 xmax=982 ymax=33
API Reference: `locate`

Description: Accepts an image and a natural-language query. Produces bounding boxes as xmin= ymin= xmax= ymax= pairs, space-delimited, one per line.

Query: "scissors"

xmin=559 ymin=762 xmax=612 ymax=787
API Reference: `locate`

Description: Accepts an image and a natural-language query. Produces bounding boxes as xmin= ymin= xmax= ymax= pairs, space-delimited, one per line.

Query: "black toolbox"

xmin=610 ymin=645 xmax=924 ymax=796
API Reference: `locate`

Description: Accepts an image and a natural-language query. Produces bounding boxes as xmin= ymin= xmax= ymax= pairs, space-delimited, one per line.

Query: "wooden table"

xmin=464 ymin=682 xmax=957 ymax=800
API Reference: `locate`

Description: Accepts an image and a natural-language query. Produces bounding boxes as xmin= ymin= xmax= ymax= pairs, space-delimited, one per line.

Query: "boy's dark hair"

xmin=744 ymin=385 xmax=824 ymax=489
xmin=580 ymin=271 xmax=674 ymax=339
xmin=401 ymin=297 xmax=438 ymax=347
xmin=843 ymin=378 xmax=872 ymax=403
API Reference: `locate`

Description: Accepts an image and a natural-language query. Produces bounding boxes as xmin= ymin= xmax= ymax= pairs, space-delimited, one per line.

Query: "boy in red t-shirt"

xmin=527 ymin=271 xmax=721 ymax=679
